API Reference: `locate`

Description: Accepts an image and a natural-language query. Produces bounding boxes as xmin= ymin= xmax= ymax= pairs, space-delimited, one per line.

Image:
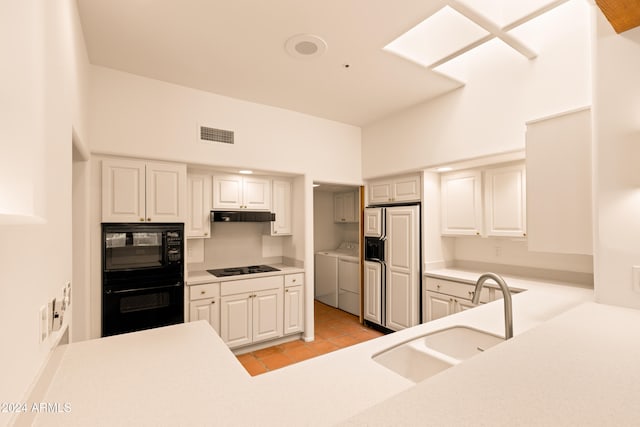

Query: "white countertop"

xmin=186 ymin=264 xmax=305 ymax=285
xmin=32 ymin=269 xmax=614 ymax=426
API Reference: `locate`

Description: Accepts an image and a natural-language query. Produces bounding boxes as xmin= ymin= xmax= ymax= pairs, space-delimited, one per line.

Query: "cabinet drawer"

xmin=284 ymin=273 xmax=304 ymax=288
xmin=221 ymin=275 xmax=284 ymax=296
xmin=424 ymin=277 xmax=491 ymax=303
xmin=190 ymin=282 xmax=220 ymax=301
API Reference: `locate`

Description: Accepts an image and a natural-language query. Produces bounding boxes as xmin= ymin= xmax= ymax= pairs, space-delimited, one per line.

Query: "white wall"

xmin=362 ymin=0 xmax=592 ymax=178
xmin=0 ymin=0 xmax=90 ymax=422
xmin=593 ymin=11 xmax=640 ymax=308
xmin=88 ymin=66 xmax=362 ymax=183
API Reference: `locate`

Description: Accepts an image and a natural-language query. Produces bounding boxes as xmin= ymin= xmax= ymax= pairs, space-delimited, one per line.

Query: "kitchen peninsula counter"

xmin=31 ymin=272 xmax=640 ymax=426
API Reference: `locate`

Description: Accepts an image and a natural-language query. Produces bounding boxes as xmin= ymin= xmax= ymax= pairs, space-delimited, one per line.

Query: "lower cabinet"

xmin=188 ymin=282 xmax=220 ymax=334
xmin=221 ymin=288 xmax=283 ymax=349
xmin=192 ymin=272 xmax=305 ymax=350
xmin=423 ymin=277 xmax=494 ymax=322
xmin=284 ymin=285 xmax=304 ymax=335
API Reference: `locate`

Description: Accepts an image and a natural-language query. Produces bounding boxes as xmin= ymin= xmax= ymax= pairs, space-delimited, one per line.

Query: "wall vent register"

xmin=199 ymin=126 xmax=235 ymax=144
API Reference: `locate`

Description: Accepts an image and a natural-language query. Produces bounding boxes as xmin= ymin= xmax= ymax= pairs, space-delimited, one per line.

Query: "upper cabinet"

xmin=441 ymin=162 xmax=526 ymax=238
xmin=526 ymin=108 xmax=592 ymax=255
xmin=334 ymin=191 xmax=357 ymax=223
xmin=186 ymin=174 xmax=212 ymax=238
xmin=212 ymin=175 xmax=271 ymax=211
xmin=271 ymin=179 xmax=292 ymax=236
xmin=484 ymin=164 xmax=526 ymax=238
xmin=441 ymin=170 xmax=483 ymax=236
xmin=368 ymin=174 xmax=421 ymax=205
xmin=102 ymin=159 xmax=186 ymax=223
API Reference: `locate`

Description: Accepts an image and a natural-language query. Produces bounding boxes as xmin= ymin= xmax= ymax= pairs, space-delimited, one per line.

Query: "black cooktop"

xmin=207 ymin=265 xmax=280 ymax=277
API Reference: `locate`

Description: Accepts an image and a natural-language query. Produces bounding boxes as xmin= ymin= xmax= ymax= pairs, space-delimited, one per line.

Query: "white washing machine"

xmin=315 ymin=242 xmax=360 ymax=315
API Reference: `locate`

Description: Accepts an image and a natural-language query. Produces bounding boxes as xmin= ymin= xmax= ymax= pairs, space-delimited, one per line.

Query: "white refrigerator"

xmin=363 ymin=205 xmax=420 ymax=331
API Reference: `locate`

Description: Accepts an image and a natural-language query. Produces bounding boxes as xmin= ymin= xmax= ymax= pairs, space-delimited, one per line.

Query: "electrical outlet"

xmin=39 ymin=305 xmax=48 ymax=343
xmin=494 ymin=246 xmax=502 ymax=257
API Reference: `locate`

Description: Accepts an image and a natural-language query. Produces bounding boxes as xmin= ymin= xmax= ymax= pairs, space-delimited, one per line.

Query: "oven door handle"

xmin=105 ymin=282 xmax=182 ymax=295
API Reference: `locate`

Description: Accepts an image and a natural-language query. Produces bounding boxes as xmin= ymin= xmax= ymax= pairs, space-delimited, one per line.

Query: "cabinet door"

xmin=242 ymin=177 xmax=271 ymax=210
xmin=368 ymin=181 xmax=393 ymax=205
xmin=213 ymin=175 xmax=243 ymax=209
xmin=186 ymin=174 xmax=212 ymax=238
xmin=456 ymin=298 xmax=478 ymax=313
xmin=364 ymin=208 xmax=383 ymax=237
xmin=220 ymin=293 xmax=252 ymax=348
xmin=385 ymin=206 xmax=420 ymax=331
xmin=343 ymin=191 xmax=357 ymax=222
xmin=363 ymin=261 xmax=382 ymax=325
xmin=484 ymin=164 xmax=526 ymax=238
xmin=102 ymin=159 xmax=146 ymax=222
xmin=334 ymin=193 xmax=345 ymax=222
xmin=252 ymin=288 xmax=283 ymax=343
xmin=424 ymin=291 xmax=454 ymax=322
xmin=441 ymin=171 xmax=483 ymax=236
xmin=271 ymin=180 xmax=292 ymax=235
xmin=146 ymin=162 xmax=186 ymax=222
xmin=284 ymin=285 xmax=304 ymax=335
xmin=392 ymin=175 xmax=421 ymax=203
xmin=189 ymin=297 xmax=220 ymax=335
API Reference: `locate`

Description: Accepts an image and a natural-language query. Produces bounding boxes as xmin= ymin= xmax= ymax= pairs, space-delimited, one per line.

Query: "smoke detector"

xmin=285 ymin=34 xmax=327 ymax=59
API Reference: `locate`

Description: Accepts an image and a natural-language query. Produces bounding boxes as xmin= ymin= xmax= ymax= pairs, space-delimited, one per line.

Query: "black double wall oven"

xmin=102 ymin=223 xmax=184 ymax=337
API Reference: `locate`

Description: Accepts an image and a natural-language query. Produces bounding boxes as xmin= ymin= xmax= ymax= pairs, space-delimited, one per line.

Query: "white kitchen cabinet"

xmin=189 ymin=298 xmax=219 ymax=334
xmin=189 ymin=282 xmax=220 ymax=334
xmin=271 ymin=179 xmax=292 ymax=236
xmin=526 ymin=107 xmax=592 ymax=255
xmin=363 ymin=261 xmax=382 ymax=325
xmin=484 ymin=163 xmax=526 ymax=238
xmin=219 ymin=276 xmax=284 ymax=349
xmin=423 ymin=277 xmax=498 ymax=322
xmin=367 ymin=174 xmax=421 ymax=205
xmin=102 ymin=159 xmax=186 ymax=223
xmin=220 ymin=293 xmax=253 ymax=348
xmin=334 ymin=191 xmax=357 ymax=223
xmin=284 ymin=284 xmax=304 ymax=335
xmin=440 ymin=170 xmax=483 ymax=236
xmin=213 ymin=174 xmax=271 ymax=211
xmin=186 ymin=174 xmax=212 ymax=238
xmin=364 ymin=207 xmax=382 ymax=237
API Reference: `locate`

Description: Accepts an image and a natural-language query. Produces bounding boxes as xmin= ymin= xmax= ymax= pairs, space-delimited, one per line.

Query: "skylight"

xmin=384 ymin=6 xmax=490 ymax=68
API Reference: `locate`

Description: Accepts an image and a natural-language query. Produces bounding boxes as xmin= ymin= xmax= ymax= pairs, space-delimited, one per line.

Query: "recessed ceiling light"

xmin=239 ymin=170 xmax=253 ymax=175
xmin=313 ymin=184 xmax=320 ymax=188
xmin=384 ymin=6 xmax=489 ymax=68
xmin=437 ymin=167 xmax=454 ymax=172
xmin=285 ymin=34 xmax=327 ymax=60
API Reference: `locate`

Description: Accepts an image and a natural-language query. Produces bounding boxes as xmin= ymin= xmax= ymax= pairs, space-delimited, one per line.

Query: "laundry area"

xmin=313 ymin=184 xmax=361 ymax=316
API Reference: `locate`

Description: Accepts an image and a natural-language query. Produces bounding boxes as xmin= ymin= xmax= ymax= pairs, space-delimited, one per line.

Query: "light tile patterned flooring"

xmin=237 ymin=300 xmax=384 ymax=376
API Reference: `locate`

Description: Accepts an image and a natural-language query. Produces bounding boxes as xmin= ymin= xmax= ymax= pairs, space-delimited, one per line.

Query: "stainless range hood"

xmin=210 ymin=211 xmax=275 ymax=222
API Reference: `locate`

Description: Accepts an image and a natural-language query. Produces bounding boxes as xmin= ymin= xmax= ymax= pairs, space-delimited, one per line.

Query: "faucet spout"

xmin=472 ymin=273 xmax=513 ymax=340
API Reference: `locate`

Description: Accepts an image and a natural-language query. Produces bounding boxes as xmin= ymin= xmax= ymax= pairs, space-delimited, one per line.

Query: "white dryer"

xmin=315 ymin=242 xmax=360 ymax=315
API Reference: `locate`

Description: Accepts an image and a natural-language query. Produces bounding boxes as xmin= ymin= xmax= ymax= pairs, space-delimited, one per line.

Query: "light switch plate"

xmin=632 ymin=266 xmax=640 ymax=293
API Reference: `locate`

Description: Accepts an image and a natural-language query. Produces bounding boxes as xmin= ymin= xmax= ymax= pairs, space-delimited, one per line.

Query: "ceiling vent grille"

xmin=199 ymin=126 xmax=234 ymax=145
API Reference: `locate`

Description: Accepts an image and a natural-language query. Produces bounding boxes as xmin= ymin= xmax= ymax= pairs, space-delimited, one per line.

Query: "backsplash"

xmin=187 ymin=222 xmax=285 ymax=270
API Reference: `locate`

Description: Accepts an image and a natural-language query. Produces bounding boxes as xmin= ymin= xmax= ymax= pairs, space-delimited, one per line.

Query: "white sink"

xmin=372 ymin=341 xmax=454 ymax=383
xmin=422 ymin=326 xmax=504 ymax=360
xmin=372 ymin=326 xmax=505 ymax=383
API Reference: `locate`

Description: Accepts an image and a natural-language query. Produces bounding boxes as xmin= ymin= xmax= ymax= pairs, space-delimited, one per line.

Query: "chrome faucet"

xmin=472 ymin=273 xmax=513 ymax=340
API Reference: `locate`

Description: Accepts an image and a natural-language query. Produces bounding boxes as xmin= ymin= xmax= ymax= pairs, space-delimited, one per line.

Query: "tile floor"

xmin=236 ymin=300 xmax=385 ymax=376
